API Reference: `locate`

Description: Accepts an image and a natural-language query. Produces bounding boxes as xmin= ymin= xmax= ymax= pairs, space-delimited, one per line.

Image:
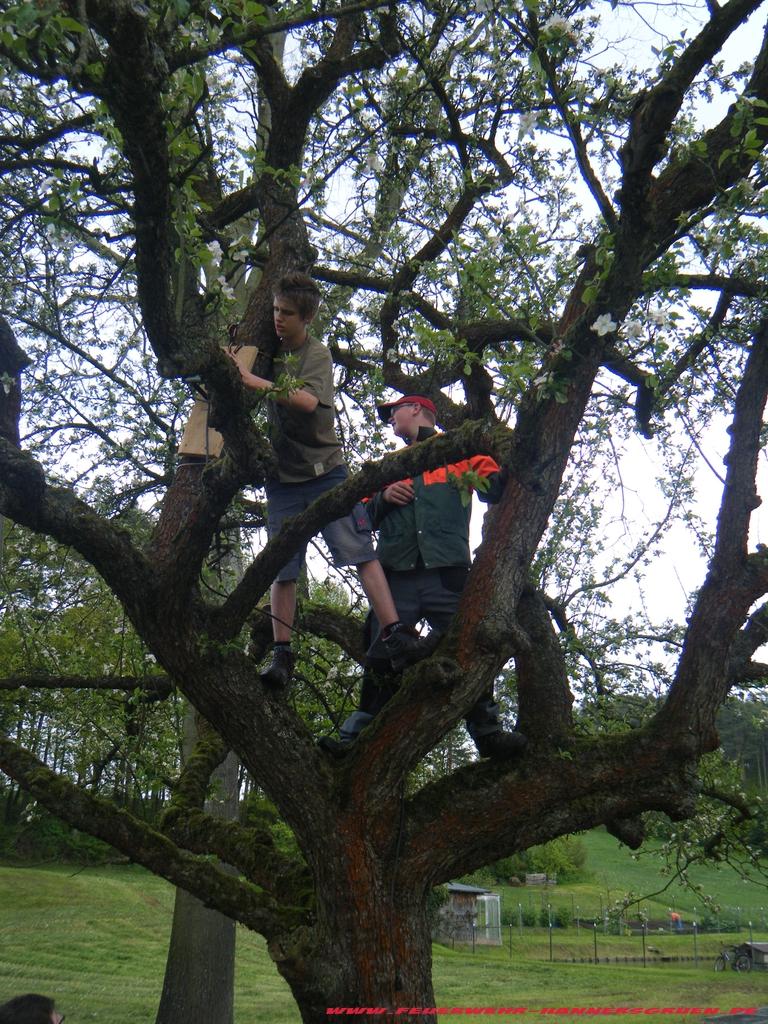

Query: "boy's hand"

xmin=383 ymin=480 xmax=414 ymax=505
xmin=227 ymin=346 xmax=261 ymax=389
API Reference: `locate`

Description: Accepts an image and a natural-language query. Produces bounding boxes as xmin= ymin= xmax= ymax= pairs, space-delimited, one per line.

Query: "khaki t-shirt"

xmin=268 ymin=335 xmax=343 ymax=483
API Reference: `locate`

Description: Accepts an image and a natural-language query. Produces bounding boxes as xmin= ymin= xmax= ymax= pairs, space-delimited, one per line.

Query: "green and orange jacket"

xmin=366 ymin=427 xmax=506 ymax=571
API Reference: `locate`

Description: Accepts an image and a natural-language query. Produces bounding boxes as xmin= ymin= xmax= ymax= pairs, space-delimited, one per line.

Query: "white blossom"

xmin=648 ymin=305 xmax=668 ymax=326
xmin=622 ymin=319 xmax=644 ymax=340
xmin=590 ymin=313 xmax=617 ymax=336
xmin=542 ymin=15 xmax=573 ymax=34
xmin=232 ymin=249 xmax=249 ymax=263
xmin=40 ymin=177 xmax=57 ymax=192
xmin=206 ymin=240 xmax=223 ymax=265
xmin=144 ymin=653 xmax=157 ymax=664
xmin=217 ymin=275 xmax=235 ymax=301
xmin=365 ymin=153 xmax=383 ymax=172
xmin=518 ymin=112 xmax=538 ymax=140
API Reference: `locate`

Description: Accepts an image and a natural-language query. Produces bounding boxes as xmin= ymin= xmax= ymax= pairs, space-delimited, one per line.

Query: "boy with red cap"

xmin=321 ymin=394 xmax=527 ymax=760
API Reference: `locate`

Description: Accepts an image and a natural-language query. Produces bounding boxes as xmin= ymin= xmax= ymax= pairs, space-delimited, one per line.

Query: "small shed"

xmin=738 ymin=942 xmax=768 ymax=969
xmin=435 ymin=882 xmax=502 ymax=946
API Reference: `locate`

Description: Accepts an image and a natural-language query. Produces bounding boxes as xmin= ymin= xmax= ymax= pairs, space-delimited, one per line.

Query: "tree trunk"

xmin=270 ymin=803 xmax=438 ymax=1024
xmin=278 ymin=880 xmax=437 ymax=1024
xmin=155 ymin=884 xmax=237 ymax=1024
xmin=155 ymin=711 xmax=240 ymax=1024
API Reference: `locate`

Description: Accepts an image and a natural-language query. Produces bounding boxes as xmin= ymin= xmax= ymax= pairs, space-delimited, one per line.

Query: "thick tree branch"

xmin=291 ymin=9 xmax=400 ymax=115
xmin=402 ymin=729 xmax=697 ymax=885
xmin=514 ymin=586 xmax=574 ymax=742
xmin=301 ymin=605 xmax=368 ymax=664
xmin=0 ymin=734 xmax=296 ymax=937
xmin=0 ymin=112 xmax=94 ymax=151
xmin=648 ymin=18 xmax=768 ymax=242
xmin=168 ymin=1 xmax=395 ymax=72
xmin=656 ymin=319 xmax=768 ymax=744
xmin=0 ymin=441 xmax=160 ymax=624
xmin=0 ymin=674 xmax=173 ymax=698
xmin=84 ymin=0 xmax=187 ymax=371
xmin=0 ymin=315 xmax=30 ymax=447
xmin=146 ymin=356 xmax=280 ymax=594
xmin=732 ymin=659 xmax=768 ymax=683
xmin=669 ymin=272 xmax=767 ymax=297
xmin=730 ymin=599 xmax=768 ymax=679
xmin=619 ymin=0 xmax=764 ymax=189
xmin=160 ymin=720 xmax=312 ymax=901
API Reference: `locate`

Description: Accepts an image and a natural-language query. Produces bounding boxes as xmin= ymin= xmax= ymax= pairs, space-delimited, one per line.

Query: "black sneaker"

xmin=260 ymin=647 xmax=294 ymax=689
xmin=475 ymin=730 xmax=528 ymax=760
xmin=369 ymin=626 xmax=439 ymax=671
xmin=317 ymin=735 xmax=352 ymax=758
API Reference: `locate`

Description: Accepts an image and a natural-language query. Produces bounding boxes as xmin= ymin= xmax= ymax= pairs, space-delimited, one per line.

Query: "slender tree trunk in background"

xmin=155 ymin=709 xmax=240 ymax=1024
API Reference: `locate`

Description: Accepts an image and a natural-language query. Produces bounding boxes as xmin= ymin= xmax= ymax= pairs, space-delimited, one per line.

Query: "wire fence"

xmin=435 ymin=913 xmax=768 ymax=968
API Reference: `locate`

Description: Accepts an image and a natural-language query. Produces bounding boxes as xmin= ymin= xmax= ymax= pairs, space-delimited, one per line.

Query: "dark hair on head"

xmin=0 ymin=993 xmax=56 ymax=1024
xmin=273 ymin=272 xmax=321 ymax=320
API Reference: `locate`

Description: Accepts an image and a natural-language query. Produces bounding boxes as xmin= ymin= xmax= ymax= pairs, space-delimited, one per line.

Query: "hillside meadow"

xmin=1 ymin=829 xmax=766 ymax=1022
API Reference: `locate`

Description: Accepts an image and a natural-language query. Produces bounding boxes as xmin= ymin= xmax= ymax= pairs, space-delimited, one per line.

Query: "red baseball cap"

xmin=376 ymin=394 xmax=437 ymax=423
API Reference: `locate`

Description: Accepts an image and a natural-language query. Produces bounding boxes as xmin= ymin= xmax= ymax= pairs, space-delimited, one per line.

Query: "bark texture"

xmin=3 ymin=2 xmax=768 ymax=1022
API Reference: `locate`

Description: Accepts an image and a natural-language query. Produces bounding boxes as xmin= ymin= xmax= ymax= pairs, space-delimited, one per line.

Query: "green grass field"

xmin=504 ymin=830 xmax=768 ymax=929
xmin=1 ymin=829 xmax=766 ymax=1023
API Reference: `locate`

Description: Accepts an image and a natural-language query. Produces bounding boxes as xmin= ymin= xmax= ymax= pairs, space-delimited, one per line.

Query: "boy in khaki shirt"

xmin=229 ymin=273 xmax=429 ymax=686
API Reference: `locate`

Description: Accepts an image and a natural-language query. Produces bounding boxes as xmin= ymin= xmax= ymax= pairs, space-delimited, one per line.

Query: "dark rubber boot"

xmin=475 ymin=730 xmax=528 ymax=760
xmin=260 ymin=647 xmax=294 ymax=689
xmin=368 ymin=626 xmax=440 ymax=671
xmin=317 ymin=736 xmax=352 ymax=758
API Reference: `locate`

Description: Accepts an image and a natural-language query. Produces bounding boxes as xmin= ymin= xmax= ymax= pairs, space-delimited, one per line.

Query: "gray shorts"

xmin=266 ymin=465 xmax=376 ymax=582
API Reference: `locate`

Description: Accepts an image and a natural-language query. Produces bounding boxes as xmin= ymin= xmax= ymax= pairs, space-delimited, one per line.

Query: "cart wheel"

xmin=734 ymin=954 xmax=751 ymax=972
xmin=714 ymin=955 xmax=726 ymax=971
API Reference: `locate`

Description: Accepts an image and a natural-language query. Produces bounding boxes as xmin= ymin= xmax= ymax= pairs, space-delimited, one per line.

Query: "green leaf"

xmin=56 ymin=16 xmax=86 ymax=33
